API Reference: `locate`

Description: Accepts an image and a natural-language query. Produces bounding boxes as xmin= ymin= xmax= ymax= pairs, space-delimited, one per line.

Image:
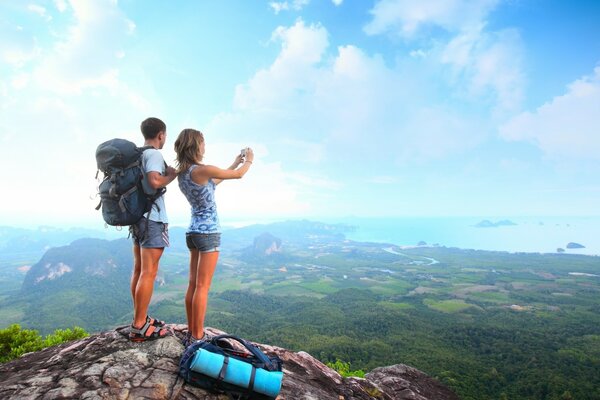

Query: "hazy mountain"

xmin=18 ymin=238 xmax=132 ymax=334
xmin=4 ymin=220 xmax=352 ymax=333
xmin=22 ymin=238 xmax=130 ymax=289
xmin=0 ymin=225 xmax=121 ymax=265
xmin=252 ymin=232 xmax=282 ymax=256
xmin=221 ymin=220 xmax=353 ymax=249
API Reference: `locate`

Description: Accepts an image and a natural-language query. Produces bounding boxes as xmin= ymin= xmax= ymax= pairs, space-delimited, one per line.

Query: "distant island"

xmin=474 ymin=219 xmax=517 ymax=228
xmin=566 ymin=242 xmax=586 ymax=249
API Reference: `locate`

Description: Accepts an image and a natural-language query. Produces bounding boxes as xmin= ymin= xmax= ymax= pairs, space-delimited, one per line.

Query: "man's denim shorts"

xmin=186 ymin=232 xmax=221 ymax=253
xmin=130 ymin=217 xmax=169 ymax=248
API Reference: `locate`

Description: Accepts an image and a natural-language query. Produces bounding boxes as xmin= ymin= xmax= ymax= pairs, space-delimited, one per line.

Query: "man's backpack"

xmin=179 ymin=334 xmax=284 ymax=400
xmin=95 ymin=138 xmax=165 ymax=226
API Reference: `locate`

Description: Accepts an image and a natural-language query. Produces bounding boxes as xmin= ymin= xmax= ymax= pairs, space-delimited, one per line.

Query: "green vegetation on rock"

xmin=0 ymin=324 xmax=88 ymax=363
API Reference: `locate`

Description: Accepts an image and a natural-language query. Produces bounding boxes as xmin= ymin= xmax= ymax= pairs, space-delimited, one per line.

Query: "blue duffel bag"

xmin=179 ymin=334 xmax=284 ymax=400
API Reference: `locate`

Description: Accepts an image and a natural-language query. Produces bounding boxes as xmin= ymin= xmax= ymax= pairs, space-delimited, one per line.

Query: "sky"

xmin=0 ymin=0 xmax=599 ymax=228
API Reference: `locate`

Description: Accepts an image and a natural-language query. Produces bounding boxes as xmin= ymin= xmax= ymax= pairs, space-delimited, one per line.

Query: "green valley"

xmin=1 ymin=221 xmax=599 ymax=399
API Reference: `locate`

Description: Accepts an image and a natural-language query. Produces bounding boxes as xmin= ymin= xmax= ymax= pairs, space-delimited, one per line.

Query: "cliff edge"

xmin=0 ymin=325 xmax=459 ymax=400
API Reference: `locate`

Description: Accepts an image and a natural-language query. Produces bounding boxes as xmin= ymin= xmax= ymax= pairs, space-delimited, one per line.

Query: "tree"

xmin=326 ymin=359 xmax=366 ymax=378
xmin=0 ymin=324 xmax=88 ymax=363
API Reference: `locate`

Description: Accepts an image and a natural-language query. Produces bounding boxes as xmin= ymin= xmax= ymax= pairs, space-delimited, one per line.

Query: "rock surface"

xmin=0 ymin=325 xmax=459 ymax=400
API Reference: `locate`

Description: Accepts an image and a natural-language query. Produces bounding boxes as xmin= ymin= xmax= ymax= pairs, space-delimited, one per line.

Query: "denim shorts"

xmin=130 ymin=217 xmax=169 ymax=248
xmin=186 ymin=232 xmax=221 ymax=253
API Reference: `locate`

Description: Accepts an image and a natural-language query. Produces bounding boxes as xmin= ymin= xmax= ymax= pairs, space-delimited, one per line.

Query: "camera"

xmin=240 ymin=148 xmax=247 ymax=157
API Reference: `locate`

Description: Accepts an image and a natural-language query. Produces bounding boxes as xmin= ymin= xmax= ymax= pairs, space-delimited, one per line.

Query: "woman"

xmin=174 ymin=128 xmax=253 ymax=344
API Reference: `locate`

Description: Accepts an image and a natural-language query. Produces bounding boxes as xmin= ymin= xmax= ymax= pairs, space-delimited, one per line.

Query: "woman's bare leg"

xmin=190 ymin=251 xmax=219 ymax=338
xmin=185 ymin=249 xmax=199 ymax=332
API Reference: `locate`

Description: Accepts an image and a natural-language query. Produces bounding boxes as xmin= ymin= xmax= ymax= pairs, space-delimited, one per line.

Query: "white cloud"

xmin=167 ymin=159 xmax=315 ymax=222
xmin=399 ymin=106 xmax=485 ymax=159
xmin=409 ymin=49 xmax=426 ymax=58
xmin=0 ymin=22 xmax=40 ymax=67
xmin=33 ymin=0 xmax=135 ymax=94
xmin=286 ymin=172 xmax=343 ymax=190
xmin=500 ymin=67 xmax=600 ymax=160
xmin=280 ymin=138 xmax=325 ymax=163
xmin=54 ymin=0 xmax=67 ymax=12
xmin=207 ymin=15 xmax=490 ymax=209
xmin=216 ymin=162 xmax=313 ymax=218
xmin=364 ymin=0 xmax=500 ymax=37
xmin=234 ymin=19 xmax=328 ymax=111
xmin=441 ymin=26 xmax=524 ymax=112
xmin=332 ymin=0 xmax=343 ymax=6
xmin=11 ymin=73 xmax=30 ymax=89
xmin=270 ymin=2 xmax=289 ymax=14
xmin=369 ymin=176 xmax=398 ymax=184
xmin=363 ymin=0 xmax=523 ymax=113
xmin=499 ymin=158 xmax=530 ymax=172
xmin=27 ymin=4 xmax=52 ymax=21
xmin=0 ymin=0 xmax=157 ymax=226
xmin=269 ymin=0 xmax=309 ymax=14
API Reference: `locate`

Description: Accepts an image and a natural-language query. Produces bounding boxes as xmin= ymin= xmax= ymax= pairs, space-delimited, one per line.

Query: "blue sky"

xmin=0 ymin=0 xmax=599 ymax=228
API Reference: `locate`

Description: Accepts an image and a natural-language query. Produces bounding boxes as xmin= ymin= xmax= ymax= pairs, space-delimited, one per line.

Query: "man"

xmin=129 ymin=117 xmax=177 ymax=341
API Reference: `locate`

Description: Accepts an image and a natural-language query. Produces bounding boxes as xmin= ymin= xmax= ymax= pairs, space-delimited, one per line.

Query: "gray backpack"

xmin=95 ymin=139 xmax=165 ymax=226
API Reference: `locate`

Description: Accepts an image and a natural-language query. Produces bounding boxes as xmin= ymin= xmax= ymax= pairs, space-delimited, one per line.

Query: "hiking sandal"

xmin=146 ymin=315 xmax=165 ymax=327
xmin=129 ymin=320 xmax=168 ymax=342
xmin=183 ymin=332 xmax=213 ymax=347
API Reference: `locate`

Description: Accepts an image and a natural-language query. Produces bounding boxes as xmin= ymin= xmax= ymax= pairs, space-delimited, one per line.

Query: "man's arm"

xmin=147 ymin=166 xmax=177 ymax=190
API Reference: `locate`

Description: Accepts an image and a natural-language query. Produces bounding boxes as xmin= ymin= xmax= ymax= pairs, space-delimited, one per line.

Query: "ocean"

xmin=326 ymin=217 xmax=600 ymax=256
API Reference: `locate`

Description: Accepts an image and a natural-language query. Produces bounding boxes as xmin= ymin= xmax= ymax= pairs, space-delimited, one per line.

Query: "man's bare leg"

xmin=131 ymin=244 xmax=142 ymax=310
xmin=133 ymin=247 xmax=164 ymax=328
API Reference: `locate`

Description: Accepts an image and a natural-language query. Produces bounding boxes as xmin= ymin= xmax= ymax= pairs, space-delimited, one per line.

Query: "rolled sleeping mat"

xmin=190 ymin=349 xmax=283 ymax=398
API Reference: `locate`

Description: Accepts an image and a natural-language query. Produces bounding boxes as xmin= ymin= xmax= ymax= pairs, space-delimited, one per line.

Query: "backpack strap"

xmin=218 ymin=355 xmax=230 ymax=381
xmin=137 ymin=146 xmax=168 ymax=219
xmin=139 ymin=145 xmax=167 ymax=171
xmin=248 ymin=366 xmax=257 ymax=393
xmin=138 ymin=146 xmax=169 ymax=196
xmin=211 ymin=335 xmax=277 ymax=371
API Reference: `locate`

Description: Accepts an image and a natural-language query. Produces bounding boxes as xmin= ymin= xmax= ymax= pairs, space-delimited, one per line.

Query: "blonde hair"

xmin=174 ymin=128 xmax=204 ymax=174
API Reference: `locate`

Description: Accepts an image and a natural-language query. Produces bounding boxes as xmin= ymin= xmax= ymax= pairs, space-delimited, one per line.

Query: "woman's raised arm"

xmin=191 ymin=148 xmax=254 ymax=185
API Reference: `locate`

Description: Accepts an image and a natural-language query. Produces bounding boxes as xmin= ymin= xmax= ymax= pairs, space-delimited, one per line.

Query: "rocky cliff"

xmin=0 ymin=325 xmax=459 ymax=400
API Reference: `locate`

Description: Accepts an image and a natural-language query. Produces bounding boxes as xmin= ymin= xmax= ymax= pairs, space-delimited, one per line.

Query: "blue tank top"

xmin=178 ymin=165 xmax=220 ymax=233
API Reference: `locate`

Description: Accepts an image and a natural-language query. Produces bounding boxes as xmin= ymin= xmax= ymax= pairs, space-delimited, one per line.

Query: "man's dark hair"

xmin=140 ymin=117 xmax=166 ymax=140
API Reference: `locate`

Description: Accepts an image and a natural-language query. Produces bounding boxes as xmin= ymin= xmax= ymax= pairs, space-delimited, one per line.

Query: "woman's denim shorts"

xmin=186 ymin=232 xmax=221 ymax=253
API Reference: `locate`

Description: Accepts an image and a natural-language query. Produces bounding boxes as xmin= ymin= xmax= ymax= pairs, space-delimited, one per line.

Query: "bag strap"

xmin=139 ymin=145 xmax=167 ymax=170
xmin=248 ymin=366 xmax=257 ymax=393
xmin=212 ymin=335 xmax=276 ymax=371
xmin=138 ymin=146 xmax=169 ymax=198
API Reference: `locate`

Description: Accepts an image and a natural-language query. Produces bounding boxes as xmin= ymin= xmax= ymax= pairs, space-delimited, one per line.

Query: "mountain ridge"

xmin=0 ymin=325 xmax=459 ymax=400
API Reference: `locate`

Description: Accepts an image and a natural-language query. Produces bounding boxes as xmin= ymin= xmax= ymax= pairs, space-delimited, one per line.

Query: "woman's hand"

xmin=211 ymin=147 xmax=254 ymax=186
xmin=244 ymin=147 xmax=254 ymax=163
xmin=234 ymin=152 xmax=244 ymax=166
